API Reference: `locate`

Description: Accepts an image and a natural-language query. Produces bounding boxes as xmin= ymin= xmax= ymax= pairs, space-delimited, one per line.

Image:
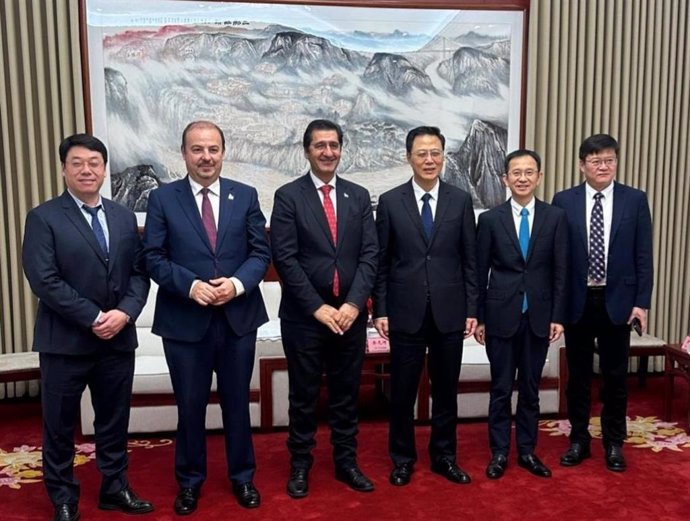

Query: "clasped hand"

xmin=314 ymin=303 xmax=360 ymax=335
xmin=190 ymin=278 xmax=237 ymax=306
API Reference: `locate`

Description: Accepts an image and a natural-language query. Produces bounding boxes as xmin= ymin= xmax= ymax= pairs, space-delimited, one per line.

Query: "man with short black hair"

xmin=271 ymin=119 xmax=378 ymax=497
xmin=475 ymin=148 xmax=568 ymax=480
xmin=374 ymin=126 xmax=478 ymax=487
xmin=23 ymin=133 xmax=153 ymax=521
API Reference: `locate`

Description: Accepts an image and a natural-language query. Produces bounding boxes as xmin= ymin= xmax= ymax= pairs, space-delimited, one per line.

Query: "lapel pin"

xmin=343 ymin=192 xmax=349 ymax=198
xmin=228 ymin=193 xmax=234 ymax=200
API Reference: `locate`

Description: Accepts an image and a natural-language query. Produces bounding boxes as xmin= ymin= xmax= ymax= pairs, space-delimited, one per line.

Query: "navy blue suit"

xmin=22 ymin=191 xmax=149 ymax=506
xmin=143 ymin=177 xmax=270 ymax=488
xmin=552 ymin=181 xmax=653 ymax=447
xmin=476 ymin=199 xmax=568 ymax=456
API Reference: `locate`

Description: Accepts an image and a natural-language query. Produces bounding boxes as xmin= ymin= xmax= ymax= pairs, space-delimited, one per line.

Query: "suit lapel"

xmin=527 ymin=199 xmax=547 ymax=261
xmin=175 ymin=177 xmax=214 ymax=253
xmin=60 ymin=192 xmax=108 ymax=265
xmin=401 ymin=180 xmax=428 ymax=244
xmin=335 ymin=176 xmax=348 ymax=253
xmin=102 ymin=199 xmax=121 ymax=272
xmin=301 ymin=174 xmax=334 ymax=249
xmin=498 ymin=201 xmax=522 ymax=258
xmin=609 ymin=182 xmax=625 ymax=244
xmin=215 ymin=179 xmax=235 ymax=252
xmin=429 ymin=182 xmax=451 ymax=246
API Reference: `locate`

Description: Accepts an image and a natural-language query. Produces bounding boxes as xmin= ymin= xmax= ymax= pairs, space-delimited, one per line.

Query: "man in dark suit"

xmin=552 ymin=134 xmax=653 ymax=472
xmin=143 ymin=121 xmax=270 ymax=511
xmin=22 ymin=134 xmax=153 ymax=521
xmin=373 ymin=126 xmax=478 ymax=487
xmin=475 ymin=149 xmax=568 ymax=480
xmin=270 ymin=119 xmax=378 ymax=497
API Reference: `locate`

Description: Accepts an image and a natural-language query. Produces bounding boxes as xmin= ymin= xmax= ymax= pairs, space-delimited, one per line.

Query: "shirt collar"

xmin=310 ymin=171 xmax=337 ymax=190
xmin=67 ymin=189 xmax=103 ymax=209
xmin=585 ymin=180 xmax=615 ymax=199
xmin=510 ymin=196 xmax=536 ymax=216
xmin=189 ymin=176 xmax=220 ymax=196
xmin=412 ymin=178 xmax=440 ymax=201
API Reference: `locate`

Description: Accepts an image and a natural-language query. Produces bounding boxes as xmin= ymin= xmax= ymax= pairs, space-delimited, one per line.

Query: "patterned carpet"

xmin=2 ymin=417 xmax=688 ymax=490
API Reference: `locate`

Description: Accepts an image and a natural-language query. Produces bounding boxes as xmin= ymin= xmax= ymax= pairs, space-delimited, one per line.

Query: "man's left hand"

xmin=549 ymin=322 xmax=564 ymax=343
xmin=336 ymin=303 xmax=360 ymax=333
xmin=92 ymin=309 xmax=129 ymax=340
xmin=209 ymin=277 xmax=237 ymax=305
xmin=464 ymin=317 xmax=478 ymax=339
xmin=628 ymin=307 xmax=648 ymax=333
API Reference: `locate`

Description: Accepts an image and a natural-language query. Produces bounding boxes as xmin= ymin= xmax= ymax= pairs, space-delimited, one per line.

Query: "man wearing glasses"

xmin=552 ymin=134 xmax=653 ymax=472
xmin=373 ymin=126 xmax=478 ymax=486
xmin=474 ymin=149 xmax=568 ymax=479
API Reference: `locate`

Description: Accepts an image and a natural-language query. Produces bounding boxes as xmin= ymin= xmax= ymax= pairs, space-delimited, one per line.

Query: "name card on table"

xmin=366 ymin=331 xmax=390 ymax=353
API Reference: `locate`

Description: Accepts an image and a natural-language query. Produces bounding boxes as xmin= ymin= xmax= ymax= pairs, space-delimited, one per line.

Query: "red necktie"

xmin=320 ymin=185 xmax=339 ymax=296
xmin=201 ymin=187 xmax=217 ymax=251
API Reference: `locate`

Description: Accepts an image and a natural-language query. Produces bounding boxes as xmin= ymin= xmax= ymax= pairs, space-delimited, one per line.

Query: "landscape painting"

xmin=84 ymin=0 xmax=524 ymax=222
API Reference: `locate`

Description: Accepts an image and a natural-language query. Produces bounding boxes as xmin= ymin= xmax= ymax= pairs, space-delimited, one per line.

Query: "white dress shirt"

xmin=509 ymin=197 xmax=536 ymax=238
xmin=412 ymin=178 xmax=439 ymax=218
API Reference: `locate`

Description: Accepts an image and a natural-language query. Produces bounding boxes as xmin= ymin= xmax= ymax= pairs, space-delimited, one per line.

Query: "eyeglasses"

xmin=506 ymin=169 xmax=538 ymax=179
xmin=68 ymin=159 xmax=104 ymax=170
xmin=412 ymin=149 xmax=443 ymax=160
xmin=585 ymin=157 xmax=617 ymax=168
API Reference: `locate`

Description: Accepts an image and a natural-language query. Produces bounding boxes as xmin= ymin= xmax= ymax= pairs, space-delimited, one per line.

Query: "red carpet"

xmin=1 ymin=375 xmax=688 ymax=520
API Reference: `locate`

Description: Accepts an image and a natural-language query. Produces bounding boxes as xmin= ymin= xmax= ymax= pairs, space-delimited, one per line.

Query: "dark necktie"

xmin=320 ymin=185 xmax=339 ymax=296
xmin=83 ymin=205 xmax=108 ymax=255
xmin=519 ymin=207 xmax=530 ymax=312
xmin=421 ymin=193 xmax=433 ymax=239
xmin=201 ymin=187 xmax=217 ymax=251
xmin=589 ymin=192 xmax=606 ymax=282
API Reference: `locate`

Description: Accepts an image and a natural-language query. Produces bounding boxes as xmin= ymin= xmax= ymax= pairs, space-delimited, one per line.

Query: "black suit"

xmin=270 ymin=173 xmax=377 ymax=470
xmin=373 ymin=179 xmax=477 ymax=466
xmin=22 ymin=191 xmax=149 ymax=506
xmin=476 ymin=199 xmax=568 ymax=456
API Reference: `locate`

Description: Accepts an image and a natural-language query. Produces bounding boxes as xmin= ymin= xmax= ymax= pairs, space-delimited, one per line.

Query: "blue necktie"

xmin=519 ymin=207 xmax=529 ymax=312
xmin=421 ymin=193 xmax=433 ymax=239
xmin=83 ymin=205 xmax=108 ymax=255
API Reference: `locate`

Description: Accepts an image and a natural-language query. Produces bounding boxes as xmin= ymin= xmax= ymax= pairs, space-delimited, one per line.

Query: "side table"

xmin=663 ymin=343 xmax=690 ymax=426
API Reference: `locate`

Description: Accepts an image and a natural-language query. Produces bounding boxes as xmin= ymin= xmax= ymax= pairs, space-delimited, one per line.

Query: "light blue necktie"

xmin=83 ymin=205 xmax=109 ymax=256
xmin=519 ymin=207 xmax=529 ymax=312
xmin=421 ymin=193 xmax=433 ymax=239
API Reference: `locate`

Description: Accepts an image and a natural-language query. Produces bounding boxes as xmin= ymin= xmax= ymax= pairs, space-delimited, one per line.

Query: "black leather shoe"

xmin=518 ymin=454 xmax=552 ymax=478
xmin=390 ymin=463 xmax=414 ymax=486
xmin=287 ymin=467 xmax=309 ymax=498
xmin=605 ymin=445 xmax=627 ymax=472
xmin=560 ymin=442 xmax=591 ymax=466
xmin=485 ymin=454 xmax=507 ymax=479
xmin=53 ymin=504 xmax=79 ymax=521
xmin=233 ymin=482 xmax=261 ymax=508
xmin=98 ymin=486 xmax=154 ymax=514
xmin=335 ymin=466 xmax=375 ymax=492
xmin=430 ymin=459 xmax=471 ymax=484
xmin=174 ymin=488 xmax=199 ymax=516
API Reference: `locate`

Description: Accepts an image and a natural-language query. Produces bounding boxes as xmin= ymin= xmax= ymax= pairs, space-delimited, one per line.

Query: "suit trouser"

xmin=388 ymin=304 xmax=464 ymax=466
xmin=565 ymin=287 xmax=631 ymax=447
xmin=281 ymin=316 xmax=367 ymax=471
xmin=485 ymin=312 xmax=550 ymax=457
xmin=40 ymin=350 xmax=134 ymax=506
xmin=163 ymin=311 xmax=257 ymax=489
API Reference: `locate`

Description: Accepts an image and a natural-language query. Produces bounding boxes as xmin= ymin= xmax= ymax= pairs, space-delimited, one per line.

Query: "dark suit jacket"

xmin=373 ymin=179 xmax=478 ymax=334
xmin=143 ymin=177 xmax=270 ymax=341
xmin=476 ymin=199 xmax=568 ymax=338
xmin=270 ymin=173 xmax=378 ymax=320
xmin=22 ymin=191 xmax=149 ymax=354
xmin=552 ymin=181 xmax=653 ymax=324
